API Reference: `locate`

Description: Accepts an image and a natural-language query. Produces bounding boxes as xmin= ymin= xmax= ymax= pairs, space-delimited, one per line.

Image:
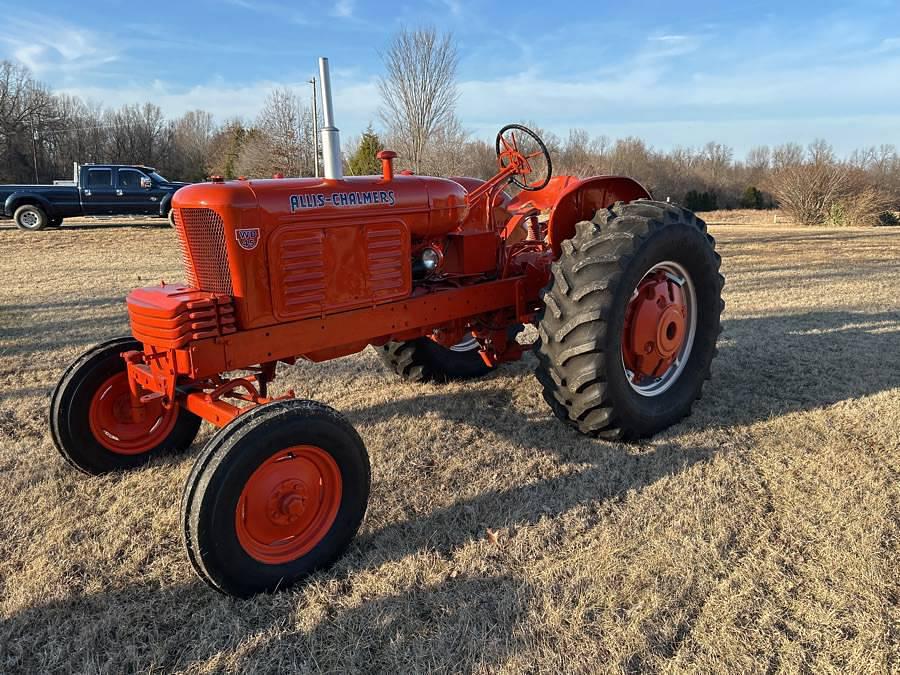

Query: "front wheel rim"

xmin=621 ymin=261 xmax=697 ymax=397
xmin=88 ymin=372 xmax=178 ymax=454
xmin=235 ymin=446 xmax=342 ymax=565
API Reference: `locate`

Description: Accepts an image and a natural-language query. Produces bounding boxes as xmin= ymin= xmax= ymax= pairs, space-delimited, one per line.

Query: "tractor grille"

xmin=172 ymin=207 xmax=233 ymax=295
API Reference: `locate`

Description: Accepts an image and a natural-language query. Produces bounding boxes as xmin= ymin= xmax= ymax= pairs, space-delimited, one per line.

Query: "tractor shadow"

xmin=339 ymin=308 xmax=900 ymax=436
xmin=0 ymin=573 xmax=532 ymax=672
xmin=702 ymin=308 xmax=900 ymax=427
xmin=3 ymin=381 xmax=718 ymax=671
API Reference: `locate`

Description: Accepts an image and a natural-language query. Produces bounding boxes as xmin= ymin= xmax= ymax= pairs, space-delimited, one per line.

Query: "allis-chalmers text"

xmin=290 ymin=190 xmax=397 ymax=212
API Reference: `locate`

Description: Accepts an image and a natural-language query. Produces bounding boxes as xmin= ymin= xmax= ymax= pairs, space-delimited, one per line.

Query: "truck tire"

xmin=182 ymin=399 xmax=370 ymax=597
xmin=14 ymin=204 xmax=48 ymax=231
xmin=50 ymin=337 xmax=202 ymax=474
xmin=534 ymin=200 xmax=724 ymax=440
xmin=380 ymin=334 xmax=493 ymax=383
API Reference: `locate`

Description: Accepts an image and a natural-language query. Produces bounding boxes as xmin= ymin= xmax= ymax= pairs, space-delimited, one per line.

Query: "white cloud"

xmin=0 ymin=16 xmax=117 ymax=76
xmin=878 ymin=37 xmax=900 ymax=52
xmin=332 ymin=0 xmax=355 ymax=18
xmin=438 ymin=0 xmax=463 ymax=15
xmin=58 ymin=76 xmax=381 ymax=133
xmin=5 ymin=8 xmax=900 ymax=159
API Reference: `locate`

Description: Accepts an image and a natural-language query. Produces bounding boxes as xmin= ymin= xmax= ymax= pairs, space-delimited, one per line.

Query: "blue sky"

xmin=3 ymin=0 xmax=900 ymax=157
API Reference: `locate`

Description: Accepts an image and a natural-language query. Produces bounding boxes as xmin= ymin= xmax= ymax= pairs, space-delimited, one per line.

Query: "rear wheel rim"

xmin=448 ymin=334 xmax=480 ymax=353
xmin=88 ymin=372 xmax=178 ymax=454
xmin=20 ymin=210 xmax=39 ymax=228
xmin=235 ymin=446 xmax=342 ymax=565
xmin=621 ymin=261 xmax=697 ymax=397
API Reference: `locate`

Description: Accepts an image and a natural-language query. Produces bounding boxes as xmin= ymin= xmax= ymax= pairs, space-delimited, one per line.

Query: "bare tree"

xmin=413 ymin=117 xmax=469 ymax=176
xmin=0 ymin=60 xmax=55 ymax=181
xmin=773 ymin=142 xmax=805 ymax=170
xmin=378 ymin=28 xmax=459 ymax=173
xmin=766 ymin=162 xmax=851 ymax=226
xmin=746 ymin=146 xmax=771 ymax=172
xmin=807 ymin=138 xmax=835 ymax=166
xmin=699 ymin=141 xmax=734 ymax=186
xmin=558 ymin=128 xmax=595 ymax=176
xmin=171 ymin=110 xmax=215 ymax=180
xmin=235 ymin=87 xmax=318 ymax=178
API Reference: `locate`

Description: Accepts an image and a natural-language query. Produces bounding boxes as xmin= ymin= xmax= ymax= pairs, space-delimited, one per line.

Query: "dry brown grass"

xmin=697 ymin=209 xmax=794 ymax=226
xmin=0 ymin=217 xmax=898 ymax=673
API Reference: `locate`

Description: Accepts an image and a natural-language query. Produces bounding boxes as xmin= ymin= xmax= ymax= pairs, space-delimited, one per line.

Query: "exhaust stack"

xmin=318 ymin=57 xmax=342 ymax=180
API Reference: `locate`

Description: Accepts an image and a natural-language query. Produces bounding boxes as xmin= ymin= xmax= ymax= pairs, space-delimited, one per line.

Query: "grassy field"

xmin=0 ymin=215 xmax=898 ymax=673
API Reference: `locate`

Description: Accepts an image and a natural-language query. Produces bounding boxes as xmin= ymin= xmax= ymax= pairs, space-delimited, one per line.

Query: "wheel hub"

xmin=623 ymin=269 xmax=690 ymax=386
xmin=267 ymin=479 xmax=310 ymax=526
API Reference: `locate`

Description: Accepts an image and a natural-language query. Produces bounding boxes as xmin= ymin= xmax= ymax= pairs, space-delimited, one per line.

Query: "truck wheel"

xmin=380 ymin=334 xmax=493 ymax=383
xmin=49 ymin=337 xmax=202 ymax=474
xmin=182 ymin=399 xmax=370 ymax=597
xmin=534 ymin=200 xmax=724 ymax=440
xmin=14 ymin=204 xmax=48 ymax=231
xmin=167 ymin=209 xmax=176 ymax=227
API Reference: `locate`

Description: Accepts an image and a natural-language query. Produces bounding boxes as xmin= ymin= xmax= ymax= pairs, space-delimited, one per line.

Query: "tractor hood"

xmin=172 ymin=175 xmax=469 ymax=238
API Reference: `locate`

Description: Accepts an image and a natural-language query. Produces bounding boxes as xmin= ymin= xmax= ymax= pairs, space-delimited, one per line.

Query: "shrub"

xmin=826 ymin=187 xmax=893 ymax=227
xmin=877 ymin=211 xmax=900 ymax=226
xmin=740 ymin=186 xmax=765 ymax=209
xmin=684 ymin=190 xmax=718 ymax=211
xmin=766 ymin=163 xmax=849 ymax=226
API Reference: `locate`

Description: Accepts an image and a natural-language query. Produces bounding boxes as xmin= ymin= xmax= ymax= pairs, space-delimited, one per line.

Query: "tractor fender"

xmin=4 ymin=191 xmax=55 ymax=218
xmin=545 ymin=176 xmax=650 ymax=256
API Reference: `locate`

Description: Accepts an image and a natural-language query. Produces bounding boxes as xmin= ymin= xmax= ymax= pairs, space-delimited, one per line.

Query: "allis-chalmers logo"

xmin=290 ymin=190 xmax=396 ymax=212
xmin=235 ymin=228 xmax=260 ymax=251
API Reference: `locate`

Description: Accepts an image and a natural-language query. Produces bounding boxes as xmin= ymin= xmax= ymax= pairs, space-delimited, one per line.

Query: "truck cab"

xmin=76 ymin=164 xmax=188 ymax=216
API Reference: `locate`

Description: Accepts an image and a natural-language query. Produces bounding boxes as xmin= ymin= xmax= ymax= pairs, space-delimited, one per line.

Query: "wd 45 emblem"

xmin=290 ymin=190 xmax=396 ymax=212
xmin=235 ymin=228 xmax=260 ymax=251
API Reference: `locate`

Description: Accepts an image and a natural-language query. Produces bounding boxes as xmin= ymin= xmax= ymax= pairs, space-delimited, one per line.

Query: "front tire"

xmin=534 ymin=200 xmax=724 ymax=440
xmin=182 ymin=399 xmax=370 ymax=597
xmin=380 ymin=334 xmax=493 ymax=383
xmin=14 ymin=204 xmax=48 ymax=231
xmin=50 ymin=337 xmax=202 ymax=474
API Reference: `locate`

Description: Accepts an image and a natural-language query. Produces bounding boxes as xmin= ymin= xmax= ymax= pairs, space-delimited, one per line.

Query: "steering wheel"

xmin=495 ymin=124 xmax=552 ymax=191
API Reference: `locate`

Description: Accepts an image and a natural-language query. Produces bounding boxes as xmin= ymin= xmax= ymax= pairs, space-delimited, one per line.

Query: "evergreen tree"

xmin=740 ymin=186 xmax=765 ymax=209
xmin=347 ymin=125 xmax=384 ymax=176
xmin=684 ymin=190 xmax=718 ymax=211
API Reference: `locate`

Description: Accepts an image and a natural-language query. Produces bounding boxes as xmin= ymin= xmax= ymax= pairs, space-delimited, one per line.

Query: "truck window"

xmin=118 ymin=169 xmax=147 ymax=188
xmin=87 ymin=169 xmax=112 ymax=187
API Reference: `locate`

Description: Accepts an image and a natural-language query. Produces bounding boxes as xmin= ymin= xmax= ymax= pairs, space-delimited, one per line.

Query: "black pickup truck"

xmin=0 ymin=163 xmax=188 ymax=231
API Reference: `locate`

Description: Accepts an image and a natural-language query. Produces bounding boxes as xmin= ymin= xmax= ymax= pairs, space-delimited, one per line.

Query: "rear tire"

xmin=14 ymin=204 xmax=48 ymax=231
xmin=182 ymin=399 xmax=370 ymax=597
xmin=380 ymin=334 xmax=493 ymax=383
xmin=534 ymin=200 xmax=724 ymax=440
xmin=50 ymin=337 xmax=202 ymax=474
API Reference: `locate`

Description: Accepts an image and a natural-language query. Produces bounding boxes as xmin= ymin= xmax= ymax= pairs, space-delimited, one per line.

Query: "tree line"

xmin=2 ymin=37 xmax=898 ymax=226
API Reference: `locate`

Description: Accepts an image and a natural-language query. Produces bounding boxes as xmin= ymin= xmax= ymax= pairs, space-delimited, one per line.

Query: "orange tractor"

xmin=51 ymin=58 xmax=724 ymax=597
